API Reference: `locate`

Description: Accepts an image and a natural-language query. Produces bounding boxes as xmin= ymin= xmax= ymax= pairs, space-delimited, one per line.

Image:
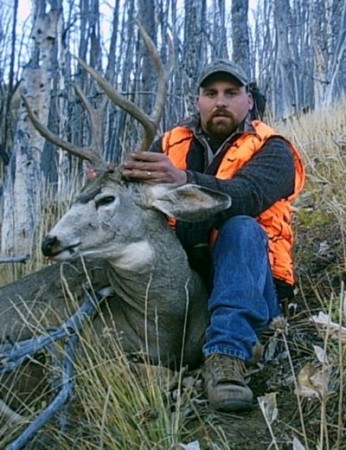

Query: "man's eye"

xmin=95 ymin=196 xmax=115 ymax=208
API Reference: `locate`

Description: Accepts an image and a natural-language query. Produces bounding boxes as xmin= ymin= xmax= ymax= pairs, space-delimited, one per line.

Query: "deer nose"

xmin=41 ymin=235 xmax=59 ymax=256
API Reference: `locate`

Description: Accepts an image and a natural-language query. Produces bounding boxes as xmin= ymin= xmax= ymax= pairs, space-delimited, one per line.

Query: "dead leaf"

xmin=310 ymin=312 xmax=346 ymax=341
xmin=258 ymin=392 xmax=278 ymax=424
xmin=295 ymin=362 xmax=331 ymax=399
xmin=170 ymin=441 xmax=201 ymax=450
xmin=293 ymin=436 xmax=306 ymax=450
xmin=313 ymin=345 xmax=328 ymax=365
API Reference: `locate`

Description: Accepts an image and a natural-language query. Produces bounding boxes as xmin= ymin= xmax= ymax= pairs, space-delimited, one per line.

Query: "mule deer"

xmin=0 ymin=21 xmax=231 ymax=411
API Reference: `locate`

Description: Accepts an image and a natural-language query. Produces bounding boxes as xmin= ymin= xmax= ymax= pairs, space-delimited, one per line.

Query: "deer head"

xmin=40 ymin=171 xmax=231 ymax=266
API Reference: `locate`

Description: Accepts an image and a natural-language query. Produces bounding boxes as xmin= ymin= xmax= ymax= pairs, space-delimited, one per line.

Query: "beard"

xmin=204 ymin=110 xmax=238 ymax=140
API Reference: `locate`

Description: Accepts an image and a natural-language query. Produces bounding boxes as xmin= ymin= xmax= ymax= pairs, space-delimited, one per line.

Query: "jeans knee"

xmin=219 ymin=216 xmax=266 ymax=241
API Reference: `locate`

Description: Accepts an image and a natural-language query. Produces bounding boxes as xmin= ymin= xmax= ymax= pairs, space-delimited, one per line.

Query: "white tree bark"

xmin=274 ymin=0 xmax=296 ymax=118
xmin=0 ymin=2 xmax=61 ymax=255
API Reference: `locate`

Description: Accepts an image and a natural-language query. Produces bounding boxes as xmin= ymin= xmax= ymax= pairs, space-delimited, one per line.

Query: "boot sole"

xmin=210 ymin=398 xmax=254 ymax=412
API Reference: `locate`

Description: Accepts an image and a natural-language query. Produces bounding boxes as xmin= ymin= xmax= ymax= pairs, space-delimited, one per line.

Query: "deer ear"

xmin=150 ymin=184 xmax=231 ymax=222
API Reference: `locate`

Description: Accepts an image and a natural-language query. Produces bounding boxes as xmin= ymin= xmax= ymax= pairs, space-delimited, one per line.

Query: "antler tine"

xmin=135 ymin=19 xmax=174 ymax=132
xmin=77 ymin=59 xmax=157 ymax=152
xmin=22 ymin=94 xmax=108 ymax=170
xmin=78 ymin=20 xmax=173 ymax=152
xmin=73 ymin=84 xmax=108 ymax=162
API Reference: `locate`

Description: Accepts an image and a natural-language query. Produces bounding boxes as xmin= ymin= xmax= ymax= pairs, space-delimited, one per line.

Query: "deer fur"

xmin=0 ymin=169 xmax=231 ymax=410
xmin=40 ymin=168 xmax=231 ymax=368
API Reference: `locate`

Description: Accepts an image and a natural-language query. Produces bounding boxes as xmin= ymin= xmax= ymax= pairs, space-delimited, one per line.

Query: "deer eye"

xmin=95 ymin=196 xmax=115 ymax=209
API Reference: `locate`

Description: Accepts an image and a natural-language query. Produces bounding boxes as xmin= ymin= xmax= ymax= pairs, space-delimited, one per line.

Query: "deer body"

xmin=0 ymin=172 xmax=230 ymax=413
xmin=39 ymin=170 xmax=230 ymax=368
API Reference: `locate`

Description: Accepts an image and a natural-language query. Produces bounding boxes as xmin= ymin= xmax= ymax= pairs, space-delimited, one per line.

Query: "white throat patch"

xmin=112 ymin=240 xmax=155 ymax=272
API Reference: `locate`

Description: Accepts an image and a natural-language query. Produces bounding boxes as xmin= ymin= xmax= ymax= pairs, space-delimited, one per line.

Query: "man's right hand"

xmin=122 ymin=152 xmax=187 ymax=185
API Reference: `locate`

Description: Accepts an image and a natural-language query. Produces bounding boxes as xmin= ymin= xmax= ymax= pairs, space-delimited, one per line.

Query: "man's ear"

xmin=195 ymin=94 xmax=201 ymax=112
xmin=148 ymin=184 xmax=231 ymax=222
xmin=247 ymin=92 xmax=254 ymax=110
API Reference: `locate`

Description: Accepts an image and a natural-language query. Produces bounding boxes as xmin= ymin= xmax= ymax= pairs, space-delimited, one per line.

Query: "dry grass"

xmin=269 ymin=100 xmax=346 ymax=449
xmin=1 ymin=101 xmax=346 ymax=449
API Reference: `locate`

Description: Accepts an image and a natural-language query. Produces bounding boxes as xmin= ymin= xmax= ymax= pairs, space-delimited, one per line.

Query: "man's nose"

xmin=215 ymin=94 xmax=227 ymax=107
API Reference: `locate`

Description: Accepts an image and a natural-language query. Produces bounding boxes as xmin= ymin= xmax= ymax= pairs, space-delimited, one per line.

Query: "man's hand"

xmin=122 ymin=152 xmax=187 ymax=185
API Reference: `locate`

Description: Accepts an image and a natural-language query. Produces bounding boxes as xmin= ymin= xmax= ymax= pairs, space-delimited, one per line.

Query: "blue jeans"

xmin=203 ymin=216 xmax=283 ymax=362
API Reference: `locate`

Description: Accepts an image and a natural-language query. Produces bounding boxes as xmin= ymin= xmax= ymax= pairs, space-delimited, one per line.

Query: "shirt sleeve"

xmin=185 ymin=137 xmax=295 ymax=226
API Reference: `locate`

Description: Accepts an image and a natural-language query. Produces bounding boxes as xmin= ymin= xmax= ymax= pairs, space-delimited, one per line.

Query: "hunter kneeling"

xmin=122 ymin=59 xmax=306 ymax=412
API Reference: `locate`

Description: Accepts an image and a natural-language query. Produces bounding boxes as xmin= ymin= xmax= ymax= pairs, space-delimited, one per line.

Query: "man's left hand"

xmin=122 ymin=152 xmax=187 ymax=185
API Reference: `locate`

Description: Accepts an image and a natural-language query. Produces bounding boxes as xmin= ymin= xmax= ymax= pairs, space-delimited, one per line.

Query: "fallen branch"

xmin=0 ymin=255 xmax=30 ymax=264
xmin=6 ymin=334 xmax=78 ymax=450
xmin=2 ymin=286 xmax=113 ymax=450
xmin=0 ymin=287 xmax=112 ymax=373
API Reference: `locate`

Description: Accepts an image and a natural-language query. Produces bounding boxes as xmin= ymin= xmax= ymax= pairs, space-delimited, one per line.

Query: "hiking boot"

xmin=204 ymin=353 xmax=253 ymax=412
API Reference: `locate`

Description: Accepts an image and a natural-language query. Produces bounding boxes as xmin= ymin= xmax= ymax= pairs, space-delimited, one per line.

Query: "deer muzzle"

xmin=41 ymin=235 xmax=80 ymax=259
xmin=41 ymin=235 xmax=60 ymax=257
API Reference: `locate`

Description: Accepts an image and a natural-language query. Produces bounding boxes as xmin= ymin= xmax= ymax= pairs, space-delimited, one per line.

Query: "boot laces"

xmin=208 ymin=354 xmax=246 ymax=385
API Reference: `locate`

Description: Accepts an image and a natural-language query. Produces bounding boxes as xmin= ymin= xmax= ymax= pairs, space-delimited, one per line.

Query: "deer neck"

xmin=105 ymin=229 xmax=193 ymax=301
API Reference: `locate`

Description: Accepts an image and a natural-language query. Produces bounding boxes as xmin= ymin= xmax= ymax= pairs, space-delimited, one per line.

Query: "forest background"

xmin=0 ymin=1 xmax=346 ymax=448
xmin=0 ymin=0 xmax=345 ymax=257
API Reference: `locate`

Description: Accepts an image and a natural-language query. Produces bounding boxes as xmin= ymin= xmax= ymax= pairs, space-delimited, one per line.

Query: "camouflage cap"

xmin=197 ymin=59 xmax=248 ymax=87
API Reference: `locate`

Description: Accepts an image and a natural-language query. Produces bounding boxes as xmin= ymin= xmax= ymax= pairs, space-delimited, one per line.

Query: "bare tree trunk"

xmin=41 ymin=0 xmax=64 ymax=190
xmin=289 ymin=0 xmax=312 ymax=113
xmin=231 ymin=0 xmax=250 ymax=78
xmin=1 ymin=0 xmax=62 ymax=256
xmin=211 ymin=0 xmax=229 ymax=60
xmin=113 ymin=3 xmax=137 ymax=160
xmin=166 ymin=0 xmax=185 ymax=126
xmin=254 ymin=0 xmax=275 ymax=115
xmin=182 ymin=0 xmax=207 ymax=113
xmin=104 ymin=0 xmax=121 ymax=162
xmin=1 ymin=0 xmax=19 ymax=168
xmin=324 ymin=0 xmax=346 ymax=104
xmin=138 ymin=0 xmax=157 ymax=115
xmin=310 ymin=0 xmax=346 ymax=108
xmin=156 ymin=0 xmax=172 ymax=132
xmin=56 ymin=1 xmax=73 ymax=201
xmin=273 ymin=0 xmax=296 ymax=118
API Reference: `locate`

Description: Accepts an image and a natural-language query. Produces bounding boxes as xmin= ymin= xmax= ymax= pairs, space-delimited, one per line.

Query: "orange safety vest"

xmin=162 ymin=120 xmax=305 ymax=285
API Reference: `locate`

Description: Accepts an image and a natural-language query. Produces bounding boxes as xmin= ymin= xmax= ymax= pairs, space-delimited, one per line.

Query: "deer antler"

xmin=22 ymin=91 xmax=108 ymax=169
xmin=78 ymin=19 xmax=174 ymax=152
xmin=22 ymin=19 xmax=173 ymax=169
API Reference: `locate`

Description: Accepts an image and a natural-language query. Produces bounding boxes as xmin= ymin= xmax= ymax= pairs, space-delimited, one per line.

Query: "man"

xmin=122 ymin=60 xmax=305 ymax=412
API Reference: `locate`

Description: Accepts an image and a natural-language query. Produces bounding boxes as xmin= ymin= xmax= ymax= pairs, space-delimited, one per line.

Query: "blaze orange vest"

xmin=162 ymin=120 xmax=305 ymax=285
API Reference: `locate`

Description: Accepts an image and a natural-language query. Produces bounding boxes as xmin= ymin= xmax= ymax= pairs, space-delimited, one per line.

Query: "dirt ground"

xmin=187 ymin=310 xmax=330 ymax=450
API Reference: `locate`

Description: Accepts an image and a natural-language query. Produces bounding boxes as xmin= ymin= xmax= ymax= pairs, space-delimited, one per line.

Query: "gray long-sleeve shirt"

xmin=151 ymin=115 xmax=295 ymax=228
xmin=151 ymin=114 xmax=297 ymax=297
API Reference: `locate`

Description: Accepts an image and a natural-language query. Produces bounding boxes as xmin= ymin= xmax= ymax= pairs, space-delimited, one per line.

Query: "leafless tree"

xmin=231 ymin=0 xmax=250 ymax=78
xmin=273 ymin=0 xmax=297 ymax=119
xmin=310 ymin=0 xmax=346 ymax=108
xmin=1 ymin=0 xmax=63 ymax=256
